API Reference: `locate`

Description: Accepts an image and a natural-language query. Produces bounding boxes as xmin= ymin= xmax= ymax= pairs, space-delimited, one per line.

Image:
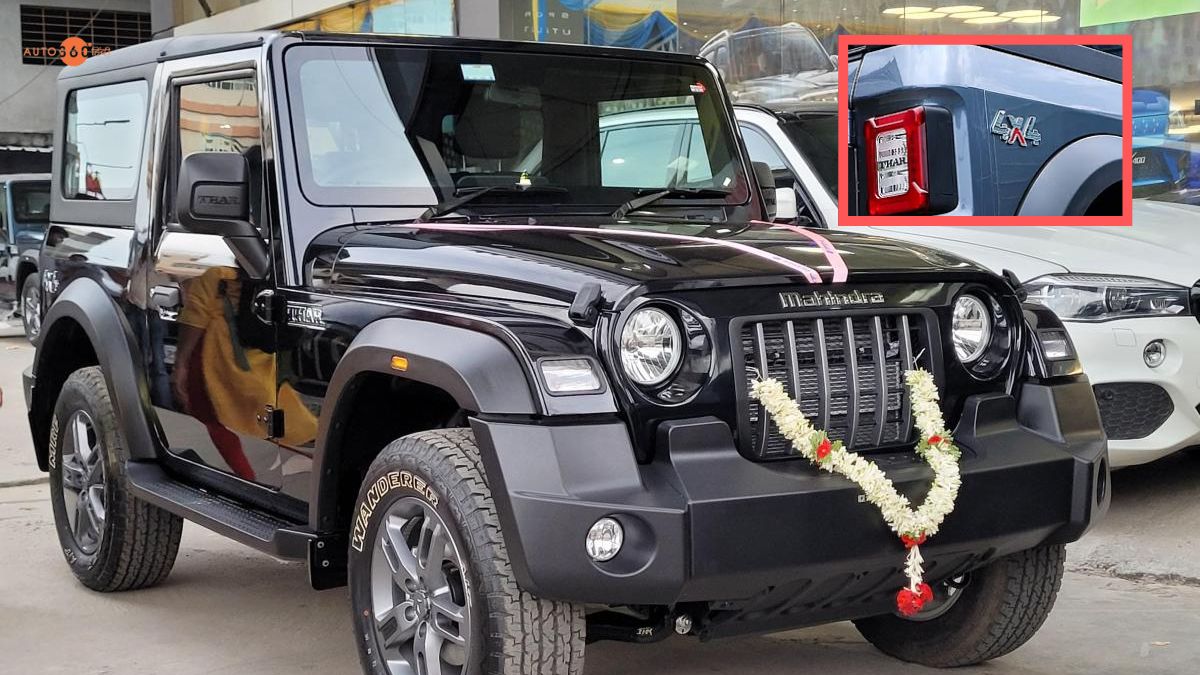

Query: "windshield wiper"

xmin=611 ymin=187 xmax=731 ymax=220
xmin=413 ymin=185 xmax=568 ymax=222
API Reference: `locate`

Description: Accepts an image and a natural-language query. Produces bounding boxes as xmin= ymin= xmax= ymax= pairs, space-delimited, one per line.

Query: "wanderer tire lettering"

xmin=350 ymin=470 xmax=439 ymax=552
xmin=48 ymin=415 xmax=60 ymax=469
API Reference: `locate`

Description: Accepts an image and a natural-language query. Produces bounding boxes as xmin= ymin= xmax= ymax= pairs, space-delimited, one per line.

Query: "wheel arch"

xmin=29 ymin=278 xmax=158 ymax=470
xmin=15 ymin=258 xmax=37 ymax=292
xmin=1017 ymin=134 xmax=1123 ymax=216
xmin=309 ymin=317 xmax=540 ymax=531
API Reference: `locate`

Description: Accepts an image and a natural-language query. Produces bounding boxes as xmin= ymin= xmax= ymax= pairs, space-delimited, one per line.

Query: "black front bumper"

xmin=472 ymin=377 xmax=1108 ymax=632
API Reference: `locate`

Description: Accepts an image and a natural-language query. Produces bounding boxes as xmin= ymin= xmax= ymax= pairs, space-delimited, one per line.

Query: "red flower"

xmin=895 ymin=587 xmax=927 ymax=616
xmin=900 ymin=533 xmax=927 ymax=549
xmin=928 ymin=434 xmax=942 ymax=445
xmin=918 ymin=582 xmax=934 ymax=603
xmin=816 ymin=438 xmax=832 ymax=460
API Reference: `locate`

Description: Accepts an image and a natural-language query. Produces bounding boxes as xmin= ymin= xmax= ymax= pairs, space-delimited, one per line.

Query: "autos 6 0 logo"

xmin=24 ymin=36 xmax=111 ymax=66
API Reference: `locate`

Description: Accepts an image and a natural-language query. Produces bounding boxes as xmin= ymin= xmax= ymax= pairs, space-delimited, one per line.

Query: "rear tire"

xmin=349 ymin=428 xmax=586 ymax=675
xmin=21 ymin=272 xmax=41 ymax=341
xmin=48 ymin=367 xmax=183 ymax=591
xmin=853 ymin=544 xmax=1065 ymax=667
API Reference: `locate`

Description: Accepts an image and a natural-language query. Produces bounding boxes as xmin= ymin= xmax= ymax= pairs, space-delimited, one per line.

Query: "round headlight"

xmin=620 ymin=307 xmax=682 ymax=386
xmin=952 ymin=295 xmax=992 ymax=363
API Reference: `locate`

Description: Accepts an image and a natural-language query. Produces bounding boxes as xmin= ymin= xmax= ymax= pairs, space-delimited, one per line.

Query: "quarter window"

xmin=62 ymin=80 xmax=148 ymax=201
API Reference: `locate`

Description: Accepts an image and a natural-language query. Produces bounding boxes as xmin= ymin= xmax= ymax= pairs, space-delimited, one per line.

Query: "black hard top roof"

xmin=59 ymin=31 xmax=706 ymax=80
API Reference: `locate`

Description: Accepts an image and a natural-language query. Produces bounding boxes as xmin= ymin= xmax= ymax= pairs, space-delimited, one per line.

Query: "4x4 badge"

xmin=990 ymin=110 xmax=1041 ymax=147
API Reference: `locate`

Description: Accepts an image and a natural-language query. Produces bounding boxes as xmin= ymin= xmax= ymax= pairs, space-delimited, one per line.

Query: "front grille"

xmin=739 ymin=314 xmax=925 ymax=460
xmin=1093 ymin=382 xmax=1173 ymax=440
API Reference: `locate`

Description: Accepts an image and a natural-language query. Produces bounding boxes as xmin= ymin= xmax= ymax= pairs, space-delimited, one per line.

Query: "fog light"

xmin=585 ymin=517 xmax=623 ymax=562
xmin=1144 ymin=340 xmax=1166 ymax=368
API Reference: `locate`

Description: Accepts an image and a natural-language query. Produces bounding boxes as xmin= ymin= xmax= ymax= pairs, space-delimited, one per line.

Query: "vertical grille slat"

xmin=740 ymin=312 xmax=926 ymax=461
xmin=844 ymin=317 xmax=860 ymax=448
xmin=814 ymin=319 xmax=831 ymax=432
xmin=899 ymin=315 xmax=914 ymax=437
xmin=753 ymin=323 xmax=771 ymax=458
xmin=872 ymin=316 xmax=888 ymax=447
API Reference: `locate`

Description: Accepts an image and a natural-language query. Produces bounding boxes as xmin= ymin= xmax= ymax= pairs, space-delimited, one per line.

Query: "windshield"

xmin=11 ymin=181 xmax=50 ymax=234
xmin=284 ymin=44 xmax=749 ymax=211
xmin=731 ymin=27 xmax=832 ymax=82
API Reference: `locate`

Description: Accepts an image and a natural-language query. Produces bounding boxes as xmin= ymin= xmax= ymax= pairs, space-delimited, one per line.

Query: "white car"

xmin=734 ymin=104 xmax=1200 ymax=467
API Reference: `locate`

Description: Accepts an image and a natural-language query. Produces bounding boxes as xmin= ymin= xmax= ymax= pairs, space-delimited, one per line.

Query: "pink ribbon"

xmin=761 ymin=221 xmax=849 ymax=283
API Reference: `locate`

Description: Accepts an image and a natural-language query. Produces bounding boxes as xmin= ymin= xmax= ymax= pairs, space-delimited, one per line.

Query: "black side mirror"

xmin=176 ymin=152 xmax=268 ymax=278
xmin=752 ymin=161 xmax=777 ymax=220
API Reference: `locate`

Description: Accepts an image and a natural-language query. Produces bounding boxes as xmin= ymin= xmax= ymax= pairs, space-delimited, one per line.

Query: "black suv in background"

xmin=25 ymin=32 xmax=1108 ymax=674
xmin=0 ymin=173 xmax=50 ymax=339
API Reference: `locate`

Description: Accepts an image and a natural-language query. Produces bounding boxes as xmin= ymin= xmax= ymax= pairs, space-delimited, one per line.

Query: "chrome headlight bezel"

xmin=1022 ymin=274 xmax=1190 ymax=322
xmin=951 ymin=290 xmax=1012 ymax=380
xmin=952 ymin=294 xmax=992 ymax=363
xmin=619 ymin=306 xmax=684 ymax=387
xmin=615 ymin=302 xmax=714 ymax=405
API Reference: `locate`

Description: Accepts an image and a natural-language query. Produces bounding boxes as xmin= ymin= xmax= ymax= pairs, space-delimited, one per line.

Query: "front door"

xmin=147 ymin=68 xmax=283 ymax=488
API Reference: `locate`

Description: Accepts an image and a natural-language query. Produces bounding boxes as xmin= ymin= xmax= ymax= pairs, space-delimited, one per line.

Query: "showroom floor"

xmin=1 ymin=335 xmax=1197 ymax=674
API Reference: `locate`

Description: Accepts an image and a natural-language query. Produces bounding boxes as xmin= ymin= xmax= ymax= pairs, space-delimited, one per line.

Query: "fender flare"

xmin=1017 ymin=135 xmax=1123 ymax=216
xmin=30 ymin=277 xmax=159 ymax=465
xmin=309 ymin=317 xmax=540 ymax=528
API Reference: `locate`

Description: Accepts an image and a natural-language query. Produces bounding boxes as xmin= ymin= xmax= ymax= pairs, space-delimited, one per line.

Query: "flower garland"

xmin=750 ymin=369 xmax=962 ymax=616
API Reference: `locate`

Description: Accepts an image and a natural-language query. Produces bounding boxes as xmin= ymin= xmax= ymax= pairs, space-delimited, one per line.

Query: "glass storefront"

xmin=279 ymin=0 xmax=454 ymax=35
xmin=494 ymin=0 xmax=1200 ymax=204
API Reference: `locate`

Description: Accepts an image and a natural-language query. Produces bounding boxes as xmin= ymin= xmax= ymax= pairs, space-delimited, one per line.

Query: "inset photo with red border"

xmin=837 ymin=33 xmax=1133 ymax=225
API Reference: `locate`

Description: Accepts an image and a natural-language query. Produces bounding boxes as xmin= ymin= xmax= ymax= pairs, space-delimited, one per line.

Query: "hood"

xmin=315 ymin=219 xmax=990 ymax=308
xmin=851 ymin=201 xmax=1200 ymax=288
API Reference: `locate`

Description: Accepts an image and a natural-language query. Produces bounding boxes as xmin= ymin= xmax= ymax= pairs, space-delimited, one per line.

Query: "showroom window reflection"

xmin=498 ymin=0 xmax=1200 ymax=204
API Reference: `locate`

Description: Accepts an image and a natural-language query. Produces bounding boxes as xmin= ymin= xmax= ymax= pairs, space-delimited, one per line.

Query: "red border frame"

xmin=837 ymin=33 xmax=1134 ymax=226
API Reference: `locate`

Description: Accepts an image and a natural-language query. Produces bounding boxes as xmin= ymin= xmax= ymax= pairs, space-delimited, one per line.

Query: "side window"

xmin=740 ymin=125 xmax=790 ymax=173
xmin=62 ymin=80 xmax=148 ymax=201
xmin=600 ymin=124 xmax=682 ymax=188
xmin=170 ymin=76 xmax=263 ymax=229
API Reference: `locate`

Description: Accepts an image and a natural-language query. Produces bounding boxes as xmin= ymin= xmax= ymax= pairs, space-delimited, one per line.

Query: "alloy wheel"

xmin=60 ymin=410 xmax=106 ymax=554
xmin=370 ymin=496 xmax=472 ymax=675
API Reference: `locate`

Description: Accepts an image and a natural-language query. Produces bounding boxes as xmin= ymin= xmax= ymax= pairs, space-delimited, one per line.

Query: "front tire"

xmin=853 ymin=544 xmax=1065 ymax=667
xmin=349 ymin=429 xmax=585 ymax=675
xmin=48 ymin=367 xmax=184 ymax=591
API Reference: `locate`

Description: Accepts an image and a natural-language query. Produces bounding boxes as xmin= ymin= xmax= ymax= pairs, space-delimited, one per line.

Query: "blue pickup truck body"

xmin=847 ymin=44 xmax=1124 ymax=216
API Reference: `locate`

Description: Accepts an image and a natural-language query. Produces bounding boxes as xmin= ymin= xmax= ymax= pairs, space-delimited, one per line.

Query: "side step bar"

xmin=126 ymin=461 xmax=347 ymax=589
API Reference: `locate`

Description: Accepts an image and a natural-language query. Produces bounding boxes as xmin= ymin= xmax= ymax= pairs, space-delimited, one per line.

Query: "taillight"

xmin=865 ymin=106 xmax=930 ymax=216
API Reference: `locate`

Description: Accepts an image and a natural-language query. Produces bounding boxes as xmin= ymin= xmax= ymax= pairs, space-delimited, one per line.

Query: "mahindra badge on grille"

xmin=990 ymin=110 xmax=1041 ymax=147
xmin=779 ymin=290 xmax=886 ymax=309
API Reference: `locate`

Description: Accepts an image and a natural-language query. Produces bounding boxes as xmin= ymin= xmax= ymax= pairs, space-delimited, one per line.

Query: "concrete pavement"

xmin=2 ymin=336 xmax=1199 ymax=673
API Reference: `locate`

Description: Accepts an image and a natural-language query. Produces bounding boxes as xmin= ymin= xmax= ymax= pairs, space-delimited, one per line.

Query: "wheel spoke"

xmin=429 ymin=590 xmax=467 ymax=646
xmin=87 ymin=485 xmax=106 ymax=526
xmin=415 ymin=624 xmax=445 ymax=675
xmin=61 ymin=456 xmax=87 ymax=492
xmin=73 ymin=492 xmax=91 ymax=540
xmin=382 ymin=518 xmax=421 ymax=586
xmin=71 ymin=415 xmax=93 ymax=465
xmin=378 ymin=600 xmax=419 ymax=649
xmin=416 ymin=518 xmax=449 ymax=587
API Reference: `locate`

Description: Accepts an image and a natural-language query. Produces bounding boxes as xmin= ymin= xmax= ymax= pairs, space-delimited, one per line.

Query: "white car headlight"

xmin=952 ymin=294 xmax=991 ymax=363
xmin=1023 ymin=274 xmax=1189 ymax=322
xmin=620 ymin=307 xmax=682 ymax=386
